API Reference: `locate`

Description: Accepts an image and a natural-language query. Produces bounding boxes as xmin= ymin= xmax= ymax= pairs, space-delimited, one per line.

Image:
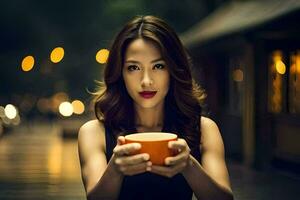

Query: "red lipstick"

xmin=139 ymin=91 xmax=157 ymax=99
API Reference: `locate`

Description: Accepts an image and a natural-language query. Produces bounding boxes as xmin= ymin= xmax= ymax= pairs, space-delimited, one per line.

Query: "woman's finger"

xmin=151 ymin=162 xmax=187 ymax=178
xmin=168 ymin=139 xmax=188 ymax=151
xmin=117 ymin=136 xmax=125 ymax=145
xmin=113 ymin=143 xmax=141 ymax=156
xmin=119 ymin=161 xmax=152 ymax=176
xmin=115 ymin=153 xmax=150 ymax=166
xmin=165 ymin=151 xmax=189 ymax=166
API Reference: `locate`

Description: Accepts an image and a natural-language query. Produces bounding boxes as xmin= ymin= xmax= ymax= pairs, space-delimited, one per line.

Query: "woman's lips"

xmin=139 ymin=91 xmax=157 ymax=99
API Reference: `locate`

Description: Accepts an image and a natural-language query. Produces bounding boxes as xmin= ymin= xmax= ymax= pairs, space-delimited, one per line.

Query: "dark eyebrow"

xmin=150 ymin=58 xmax=164 ymax=63
xmin=125 ymin=58 xmax=164 ymax=63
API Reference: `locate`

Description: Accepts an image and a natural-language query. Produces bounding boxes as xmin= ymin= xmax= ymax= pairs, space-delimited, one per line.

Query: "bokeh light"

xmin=11 ymin=115 xmax=21 ymax=126
xmin=58 ymin=102 xmax=73 ymax=117
xmin=233 ymin=69 xmax=244 ymax=82
xmin=273 ymin=50 xmax=286 ymax=75
xmin=2 ymin=116 xmax=10 ymax=125
xmin=275 ymin=60 xmax=286 ymax=74
xmin=71 ymin=100 xmax=85 ymax=115
xmin=96 ymin=49 xmax=109 ymax=64
xmin=51 ymin=92 xmax=69 ymax=113
xmin=4 ymin=104 xmax=18 ymax=119
xmin=50 ymin=47 xmax=65 ymax=63
xmin=21 ymin=55 xmax=35 ymax=72
xmin=0 ymin=106 xmax=5 ymax=118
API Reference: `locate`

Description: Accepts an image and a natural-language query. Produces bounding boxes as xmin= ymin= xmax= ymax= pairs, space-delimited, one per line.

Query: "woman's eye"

xmin=153 ymin=63 xmax=165 ymax=69
xmin=127 ymin=65 xmax=139 ymax=71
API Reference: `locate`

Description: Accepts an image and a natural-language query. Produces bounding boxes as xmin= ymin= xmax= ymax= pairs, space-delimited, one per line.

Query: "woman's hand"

xmin=112 ymin=136 xmax=152 ymax=176
xmin=150 ymin=138 xmax=191 ymax=178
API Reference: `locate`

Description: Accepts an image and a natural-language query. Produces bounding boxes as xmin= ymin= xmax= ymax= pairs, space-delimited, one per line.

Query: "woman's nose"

xmin=141 ymin=71 xmax=153 ymax=87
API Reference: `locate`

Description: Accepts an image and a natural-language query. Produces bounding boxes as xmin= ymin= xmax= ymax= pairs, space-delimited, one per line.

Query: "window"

xmin=268 ymin=50 xmax=300 ymax=114
xmin=289 ymin=51 xmax=300 ymax=113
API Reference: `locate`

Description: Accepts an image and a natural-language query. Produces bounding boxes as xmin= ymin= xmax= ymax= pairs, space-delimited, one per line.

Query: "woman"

xmin=78 ymin=15 xmax=233 ymax=200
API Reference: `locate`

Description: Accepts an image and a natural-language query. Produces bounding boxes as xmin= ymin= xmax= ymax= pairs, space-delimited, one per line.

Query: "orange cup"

xmin=124 ymin=132 xmax=178 ymax=165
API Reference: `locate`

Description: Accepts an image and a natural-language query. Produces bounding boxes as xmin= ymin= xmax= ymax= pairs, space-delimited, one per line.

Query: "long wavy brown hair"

xmin=93 ymin=15 xmax=206 ymax=157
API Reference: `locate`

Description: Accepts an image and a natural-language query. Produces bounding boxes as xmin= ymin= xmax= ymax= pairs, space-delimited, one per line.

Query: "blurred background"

xmin=0 ymin=0 xmax=300 ymax=199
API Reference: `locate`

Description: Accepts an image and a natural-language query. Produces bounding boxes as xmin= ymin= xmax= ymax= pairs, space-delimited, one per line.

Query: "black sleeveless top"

xmin=104 ymin=125 xmax=201 ymax=200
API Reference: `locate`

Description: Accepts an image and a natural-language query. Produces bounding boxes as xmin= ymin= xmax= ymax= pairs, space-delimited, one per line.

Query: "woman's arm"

xmin=78 ymin=120 xmax=151 ymax=200
xmin=78 ymin=120 xmax=123 ymax=200
xmin=150 ymin=117 xmax=233 ymax=200
xmin=182 ymin=117 xmax=233 ymax=200
xmin=182 ymin=156 xmax=233 ymax=200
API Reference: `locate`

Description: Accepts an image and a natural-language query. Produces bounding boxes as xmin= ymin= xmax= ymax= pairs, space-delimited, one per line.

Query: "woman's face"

xmin=122 ymin=38 xmax=170 ymax=110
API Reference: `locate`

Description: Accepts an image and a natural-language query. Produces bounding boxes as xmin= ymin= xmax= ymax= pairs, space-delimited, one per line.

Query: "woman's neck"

xmin=134 ymin=104 xmax=164 ymax=132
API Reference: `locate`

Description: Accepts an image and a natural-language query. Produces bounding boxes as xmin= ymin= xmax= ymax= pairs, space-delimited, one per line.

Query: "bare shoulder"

xmin=201 ymin=116 xmax=219 ymax=130
xmin=79 ymin=119 xmax=105 ymax=137
xmin=78 ymin=120 xmax=109 ymax=193
xmin=200 ymin=116 xmax=224 ymax=153
xmin=199 ymin=117 xmax=232 ymax=193
xmin=78 ymin=119 xmax=106 ymax=155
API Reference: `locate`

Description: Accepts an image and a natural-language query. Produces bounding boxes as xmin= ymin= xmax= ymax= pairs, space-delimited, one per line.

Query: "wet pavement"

xmin=0 ymin=122 xmax=299 ymax=200
xmin=229 ymin=161 xmax=300 ymax=200
xmin=0 ymin=122 xmax=86 ymax=200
